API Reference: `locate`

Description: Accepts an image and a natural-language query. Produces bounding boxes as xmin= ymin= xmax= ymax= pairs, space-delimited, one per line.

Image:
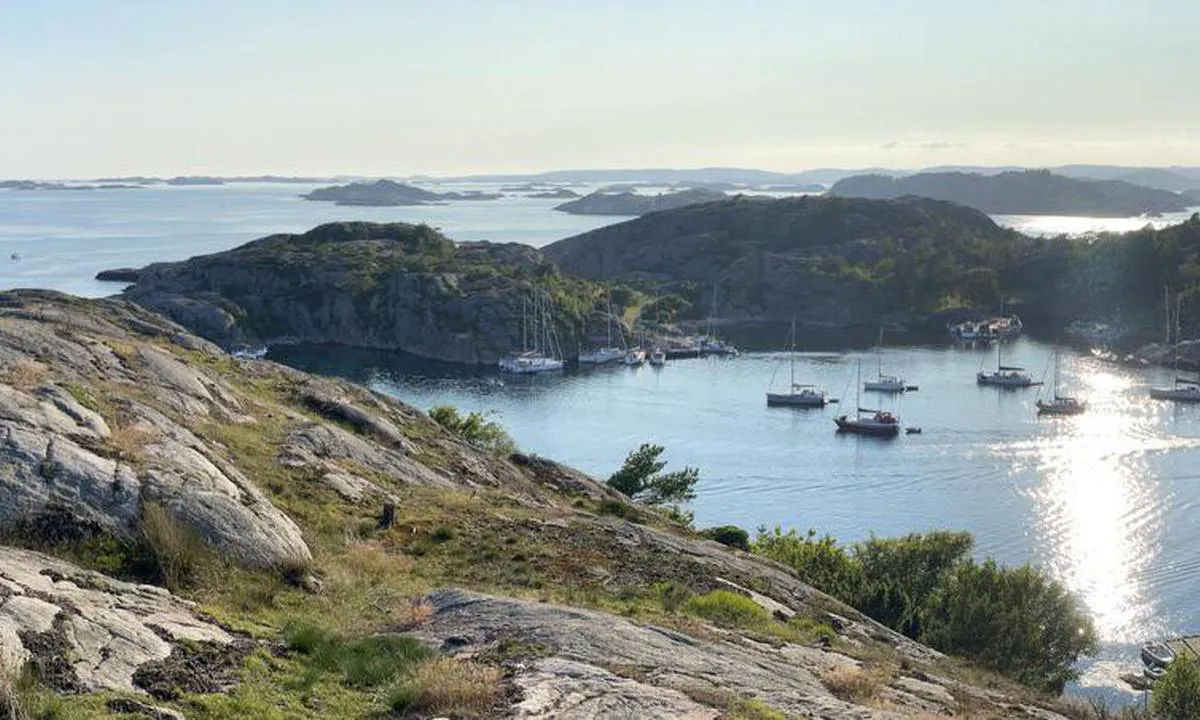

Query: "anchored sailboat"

xmin=1036 ymin=348 xmax=1086 ymax=415
xmin=1150 ymin=292 xmax=1200 ymax=401
xmin=579 ymin=291 xmax=625 ymax=365
xmin=499 ymin=291 xmax=564 ymax=374
xmin=864 ymin=327 xmax=912 ymax=393
xmin=976 ymin=341 xmax=1038 ymax=388
xmin=767 ymin=318 xmax=829 ymax=407
xmin=835 ymin=359 xmax=900 ymax=436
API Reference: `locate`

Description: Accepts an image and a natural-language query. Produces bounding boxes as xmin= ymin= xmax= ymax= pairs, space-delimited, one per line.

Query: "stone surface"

xmin=0 ymin=547 xmax=230 ymax=693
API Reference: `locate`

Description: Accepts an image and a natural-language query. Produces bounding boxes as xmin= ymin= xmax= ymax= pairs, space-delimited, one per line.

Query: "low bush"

xmin=682 ymin=590 xmax=770 ymax=630
xmin=820 ymin=665 xmax=879 ymax=703
xmin=698 ymin=525 xmax=750 ymax=551
xmin=1150 ymin=653 xmax=1200 ymax=719
xmin=652 ymin=581 xmax=693 ymax=614
xmin=141 ymin=502 xmax=215 ymax=590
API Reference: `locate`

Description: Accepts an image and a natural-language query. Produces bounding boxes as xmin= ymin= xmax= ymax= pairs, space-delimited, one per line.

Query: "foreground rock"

xmin=122 ymin=221 xmax=600 ymax=364
xmin=420 ymin=589 xmax=1071 ymax=720
xmin=0 ymin=546 xmax=231 ymax=693
xmin=554 ymin=187 xmax=727 ymax=215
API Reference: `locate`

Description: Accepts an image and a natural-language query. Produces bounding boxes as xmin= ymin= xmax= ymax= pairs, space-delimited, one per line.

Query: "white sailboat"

xmin=863 ymin=327 xmax=910 ymax=393
xmin=976 ymin=341 xmax=1038 ymax=388
xmin=1151 ymin=292 xmax=1200 ymax=401
xmin=698 ymin=283 xmax=738 ymax=356
xmin=1036 ymin=348 xmax=1086 ymax=415
xmin=766 ymin=318 xmax=828 ymax=407
xmin=648 ymin=348 xmax=666 ymax=366
xmin=835 ymin=359 xmax=900 ymax=436
xmin=499 ymin=291 xmax=564 ymax=374
xmin=579 ymin=291 xmax=626 ymax=365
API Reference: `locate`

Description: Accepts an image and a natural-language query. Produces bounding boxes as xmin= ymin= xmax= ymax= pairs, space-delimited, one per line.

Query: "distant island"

xmin=302 ymin=179 xmax=501 ymax=206
xmin=528 ymin=188 xmax=581 ymax=199
xmin=829 ymin=169 xmax=1191 ymax=216
xmin=0 ymin=180 xmax=141 ymax=191
xmin=554 ymin=187 xmax=727 ymax=216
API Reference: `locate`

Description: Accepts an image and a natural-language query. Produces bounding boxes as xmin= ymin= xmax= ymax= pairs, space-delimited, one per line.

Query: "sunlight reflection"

xmin=1006 ymin=360 xmax=1162 ymax=643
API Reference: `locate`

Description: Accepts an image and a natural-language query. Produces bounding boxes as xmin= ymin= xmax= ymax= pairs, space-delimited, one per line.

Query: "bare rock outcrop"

xmin=0 ymin=547 xmax=231 ymax=693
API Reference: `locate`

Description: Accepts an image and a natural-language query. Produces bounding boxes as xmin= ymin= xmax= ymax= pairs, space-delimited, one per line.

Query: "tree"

xmin=920 ymin=559 xmax=1097 ymax=693
xmin=428 ymin=405 xmax=517 ymax=457
xmin=1152 ymin=654 xmax=1200 ymax=720
xmin=606 ymin=443 xmax=699 ymax=506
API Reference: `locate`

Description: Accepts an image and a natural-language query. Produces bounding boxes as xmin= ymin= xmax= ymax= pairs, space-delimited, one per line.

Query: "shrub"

xmin=820 ymin=665 xmax=879 ymax=703
xmin=1151 ymin=654 xmax=1200 ymax=720
xmin=752 ymin=526 xmax=860 ymax=601
xmin=429 ymin=405 xmax=517 ymax=457
xmin=606 ymin=443 xmax=699 ymax=506
xmin=140 ymin=502 xmax=214 ymax=590
xmin=389 ymin=657 xmax=503 ymax=716
xmin=921 ymin=559 xmax=1097 ymax=693
xmin=682 ymin=590 xmax=770 ymax=630
xmin=699 ymin=525 xmax=750 ymax=551
xmin=652 ymin=581 xmax=693 ymax=614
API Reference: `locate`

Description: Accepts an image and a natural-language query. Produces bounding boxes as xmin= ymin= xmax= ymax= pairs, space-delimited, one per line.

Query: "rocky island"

xmin=0 ymin=289 xmax=1098 ymax=718
xmin=554 ymin=187 xmax=727 ymax=215
xmin=544 ymin=194 xmax=1030 ymax=332
xmin=830 ymin=169 xmax=1191 ymax=216
xmin=302 ymin=179 xmax=500 ymax=206
xmin=119 ymin=221 xmax=599 ymax=364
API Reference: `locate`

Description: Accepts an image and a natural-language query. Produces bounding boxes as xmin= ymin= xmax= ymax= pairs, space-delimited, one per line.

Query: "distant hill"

xmin=543 ymin=194 xmax=1028 ymax=330
xmin=829 ymin=170 xmax=1190 ymax=216
xmin=302 ymin=179 xmax=500 ymax=206
xmin=554 ymin=188 xmax=727 ymax=216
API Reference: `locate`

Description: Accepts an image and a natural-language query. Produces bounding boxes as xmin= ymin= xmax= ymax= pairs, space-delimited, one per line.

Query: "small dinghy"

xmin=905 ymin=427 xmax=922 ymax=435
xmin=1142 ymin=641 xmax=1176 ymax=668
xmin=1145 ymin=664 xmax=1168 ymax=682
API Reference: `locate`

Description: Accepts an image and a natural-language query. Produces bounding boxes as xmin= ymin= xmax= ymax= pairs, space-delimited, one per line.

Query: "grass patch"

xmin=141 ymin=502 xmax=217 ymax=591
xmin=0 ymin=359 xmax=49 ymax=389
xmin=820 ymin=665 xmax=880 ymax=704
xmin=681 ymin=590 xmax=771 ymax=629
xmin=727 ymin=698 xmax=789 ymax=720
xmin=388 ymin=657 xmax=504 ymax=717
xmin=59 ymin=381 xmax=101 ymax=413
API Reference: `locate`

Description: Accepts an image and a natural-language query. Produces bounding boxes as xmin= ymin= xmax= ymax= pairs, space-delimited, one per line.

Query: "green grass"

xmin=681 ymin=590 xmax=771 ymax=629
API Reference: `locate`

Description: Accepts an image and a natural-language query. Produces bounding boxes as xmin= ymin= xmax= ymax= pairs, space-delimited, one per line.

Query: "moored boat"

xmin=1036 ymin=348 xmax=1087 ymax=415
xmin=648 ymin=348 xmax=666 ymax=366
xmin=977 ymin=342 xmax=1038 ymax=388
xmin=1141 ymin=641 xmax=1176 ymax=669
xmin=766 ymin=319 xmax=829 ymax=407
xmin=500 ymin=292 xmax=564 ymax=375
xmin=834 ymin=359 xmax=900 ymax=436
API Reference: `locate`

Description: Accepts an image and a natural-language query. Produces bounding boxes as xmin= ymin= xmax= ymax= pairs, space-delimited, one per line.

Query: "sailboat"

xmin=579 ymin=291 xmax=626 ymax=365
xmin=698 ymin=283 xmax=739 ymax=356
xmin=766 ymin=318 xmax=828 ymax=407
xmin=864 ymin=327 xmax=911 ymax=393
xmin=1036 ymin=348 xmax=1086 ymax=415
xmin=976 ymin=341 xmax=1038 ymax=388
xmin=835 ymin=359 xmax=900 ymax=436
xmin=648 ymin=348 xmax=666 ymax=366
xmin=499 ymin=291 xmax=565 ymax=374
xmin=1150 ymin=291 xmax=1200 ymax=401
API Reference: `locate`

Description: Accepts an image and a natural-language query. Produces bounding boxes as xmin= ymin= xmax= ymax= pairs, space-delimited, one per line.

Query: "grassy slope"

xmin=0 ymin=297 xmax=1096 ymax=720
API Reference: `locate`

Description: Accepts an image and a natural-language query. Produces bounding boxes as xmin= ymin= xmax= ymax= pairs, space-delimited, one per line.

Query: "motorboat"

xmin=1142 ymin=641 xmax=1176 ymax=668
xmin=648 ymin=348 xmax=666 ymax=367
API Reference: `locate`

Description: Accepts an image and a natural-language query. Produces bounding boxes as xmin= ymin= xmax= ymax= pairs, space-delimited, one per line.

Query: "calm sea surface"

xmin=3 ymin=181 xmax=1200 ymax=698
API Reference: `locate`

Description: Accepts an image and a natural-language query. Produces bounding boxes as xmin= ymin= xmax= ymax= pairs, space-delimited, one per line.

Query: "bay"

xmin=3 ymin=180 xmax=1200 ymax=698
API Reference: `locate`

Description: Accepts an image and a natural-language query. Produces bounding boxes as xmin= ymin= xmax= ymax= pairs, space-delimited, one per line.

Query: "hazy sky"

xmin=2 ymin=0 xmax=1197 ymax=177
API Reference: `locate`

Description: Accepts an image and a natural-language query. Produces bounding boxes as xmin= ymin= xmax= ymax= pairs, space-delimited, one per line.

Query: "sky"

xmin=1 ymin=0 xmax=1198 ymax=178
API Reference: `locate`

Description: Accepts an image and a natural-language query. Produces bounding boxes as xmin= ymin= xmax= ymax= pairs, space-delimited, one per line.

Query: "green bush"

xmin=429 ymin=405 xmax=517 ymax=457
xmin=751 ymin=526 xmax=1096 ymax=693
xmin=141 ymin=502 xmax=216 ymax=590
xmin=652 ymin=581 xmax=693 ymax=614
xmin=1151 ymin=654 xmax=1200 ymax=719
xmin=682 ymin=590 xmax=770 ymax=629
xmin=698 ymin=525 xmax=750 ymax=551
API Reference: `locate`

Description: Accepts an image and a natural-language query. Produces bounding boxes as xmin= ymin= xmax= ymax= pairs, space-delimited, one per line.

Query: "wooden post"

xmin=378 ymin=502 xmax=395 ymax=529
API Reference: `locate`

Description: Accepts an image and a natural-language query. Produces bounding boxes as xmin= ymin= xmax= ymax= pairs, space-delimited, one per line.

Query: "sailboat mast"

xmin=1175 ymin=292 xmax=1184 ymax=383
xmin=1166 ymin=285 xmax=1172 ymax=345
xmin=605 ymin=290 xmax=612 ymax=348
xmin=521 ymin=298 xmax=528 ymax=352
xmin=789 ymin=318 xmax=796 ymax=389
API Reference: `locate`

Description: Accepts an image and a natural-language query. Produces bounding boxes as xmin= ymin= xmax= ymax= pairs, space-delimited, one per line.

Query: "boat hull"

xmin=767 ymin=392 xmax=826 ymax=408
xmin=1142 ymin=642 xmax=1176 ymax=668
xmin=834 ymin=417 xmax=900 ymax=437
xmin=864 ymin=381 xmax=906 ymax=393
xmin=1037 ymin=399 xmax=1086 ymax=415
xmin=1150 ymin=387 xmax=1200 ymax=402
xmin=977 ymin=373 xmax=1039 ymax=388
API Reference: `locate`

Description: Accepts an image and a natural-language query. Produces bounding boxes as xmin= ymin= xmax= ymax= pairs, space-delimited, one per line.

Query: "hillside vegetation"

xmin=0 ymin=290 xmax=1106 ymax=719
xmin=830 ymin=169 xmax=1190 ymax=216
